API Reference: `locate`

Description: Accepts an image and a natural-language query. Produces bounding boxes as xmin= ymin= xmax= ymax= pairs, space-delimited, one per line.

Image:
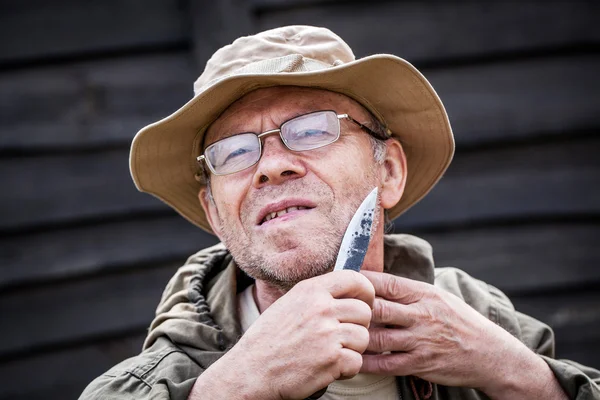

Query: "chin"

xmin=233 ymin=238 xmax=339 ymax=290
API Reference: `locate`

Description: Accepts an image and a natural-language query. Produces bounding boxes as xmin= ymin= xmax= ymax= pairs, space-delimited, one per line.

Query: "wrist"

xmin=188 ymin=347 xmax=278 ymax=400
xmin=480 ymin=347 xmax=567 ymax=400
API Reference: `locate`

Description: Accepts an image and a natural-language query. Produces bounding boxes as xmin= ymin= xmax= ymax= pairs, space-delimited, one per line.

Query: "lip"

xmin=256 ymin=198 xmax=317 ymax=225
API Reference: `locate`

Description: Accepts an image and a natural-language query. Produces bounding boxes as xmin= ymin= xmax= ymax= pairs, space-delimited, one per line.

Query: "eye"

xmin=223 ymin=147 xmax=252 ymax=163
xmin=295 ymin=129 xmax=328 ymax=138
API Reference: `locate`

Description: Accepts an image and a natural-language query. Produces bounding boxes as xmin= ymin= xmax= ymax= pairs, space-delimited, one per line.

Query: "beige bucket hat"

xmin=130 ymin=25 xmax=454 ymax=234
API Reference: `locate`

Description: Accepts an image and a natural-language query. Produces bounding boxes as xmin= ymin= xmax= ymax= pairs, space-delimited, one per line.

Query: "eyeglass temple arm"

xmin=338 ymin=114 xmax=391 ymax=140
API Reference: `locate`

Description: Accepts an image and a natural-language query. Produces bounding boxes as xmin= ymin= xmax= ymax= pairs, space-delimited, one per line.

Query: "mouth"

xmin=257 ymin=199 xmax=316 ymax=226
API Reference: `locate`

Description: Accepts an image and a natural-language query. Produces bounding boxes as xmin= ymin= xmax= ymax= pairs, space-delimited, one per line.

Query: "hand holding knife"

xmin=307 ymin=187 xmax=378 ymax=399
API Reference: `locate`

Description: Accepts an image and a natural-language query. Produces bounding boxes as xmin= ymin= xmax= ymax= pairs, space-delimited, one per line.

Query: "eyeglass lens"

xmin=204 ymin=111 xmax=341 ymax=175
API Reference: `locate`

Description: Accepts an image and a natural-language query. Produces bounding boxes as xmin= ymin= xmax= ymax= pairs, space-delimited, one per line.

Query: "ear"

xmin=198 ymin=186 xmax=224 ymax=241
xmin=379 ymin=138 xmax=407 ymax=209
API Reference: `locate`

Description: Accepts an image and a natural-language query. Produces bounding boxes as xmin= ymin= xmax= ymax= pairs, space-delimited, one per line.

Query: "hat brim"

xmin=130 ymin=55 xmax=454 ymax=234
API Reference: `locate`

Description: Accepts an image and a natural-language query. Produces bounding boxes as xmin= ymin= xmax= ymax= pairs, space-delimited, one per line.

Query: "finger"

xmin=372 ymin=298 xmax=417 ymax=326
xmin=319 ymin=270 xmax=375 ymax=308
xmin=367 ymin=327 xmax=417 ymax=353
xmin=361 ymin=270 xmax=429 ymax=304
xmin=333 ymin=298 xmax=373 ymax=327
xmin=337 ymin=348 xmax=363 ymax=379
xmin=338 ymin=323 xmax=370 ymax=354
xmin=361 ymin=352 xmax=413 ymax=376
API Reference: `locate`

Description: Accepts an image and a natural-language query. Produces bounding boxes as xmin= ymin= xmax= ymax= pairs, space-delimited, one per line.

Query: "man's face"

xmin=202 ymin=87 xmax=383 ymax=289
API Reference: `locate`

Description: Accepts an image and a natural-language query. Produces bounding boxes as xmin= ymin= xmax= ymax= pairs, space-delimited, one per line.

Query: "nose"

xmin=252 ymin=134 xmax=307 ymax=187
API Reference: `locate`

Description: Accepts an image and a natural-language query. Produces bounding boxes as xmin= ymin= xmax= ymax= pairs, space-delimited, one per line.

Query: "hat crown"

xmin=193 ymin=25 xmax=356 ymax=95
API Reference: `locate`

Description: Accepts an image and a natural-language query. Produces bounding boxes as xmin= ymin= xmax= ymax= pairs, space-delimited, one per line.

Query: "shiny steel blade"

xmin=333 ymin=187 xmax=378 ymax=272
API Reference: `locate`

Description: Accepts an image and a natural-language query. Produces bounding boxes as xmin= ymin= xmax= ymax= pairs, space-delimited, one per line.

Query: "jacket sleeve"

xmin=488 ymin=283 xmax=600 ymax=399
xmin=78 ymin=342 xmax=203 ymax=400
xmin=514 ymin=310 xmax=600 ymax=399
xmin=79 ymin=371 xmax=197 ymax=400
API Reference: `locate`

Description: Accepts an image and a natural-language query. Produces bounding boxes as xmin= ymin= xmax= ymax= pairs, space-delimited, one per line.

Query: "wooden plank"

xmin=0 ymin=264 xmax=176 ymax=359
xmin=430 ymin=55 xmax=600 ymax=146
xmin=0 ymin=148 xmax=164 ymax=230
xmin=396 ymin=137 xmax=600 ymax=229
xmin=0 ymin=333 xmax=145 ymax=400
xmin=1 ymin=136 xmax=599 ymax=231
xmin=0 ymin=53 xmax=193 ymax=151
xmin=0 ymin=216 xmax=218 ymax=289
xmin=190 ymin=0 xmax=254 ymax=66
xmin=0 ymin=0 xmax=189 ymax=64
xmin=255 ymin=1 xmax=600 ymax=62
xmin=421 ymin=223 xmax=600 ymax=293
xmin=1 ymin=55 xmax=597 ymax=151
xmin=512 ymin=288 xmax=600 ymax=368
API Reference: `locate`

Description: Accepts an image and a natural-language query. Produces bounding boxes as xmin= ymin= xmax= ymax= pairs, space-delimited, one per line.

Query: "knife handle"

xmin=305 ymin=387 xmax=327 ymax=399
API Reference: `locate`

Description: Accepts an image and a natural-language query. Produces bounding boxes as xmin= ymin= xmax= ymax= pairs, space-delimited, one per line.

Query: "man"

xmin=81 ymin=26 xmax=600 ymax=399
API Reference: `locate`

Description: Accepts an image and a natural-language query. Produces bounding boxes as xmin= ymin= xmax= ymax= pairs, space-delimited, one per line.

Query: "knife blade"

xmin=306 ymin=187 xmax=379 ymax=400
xmin=333 ymin=187 xmax=378 ymax=272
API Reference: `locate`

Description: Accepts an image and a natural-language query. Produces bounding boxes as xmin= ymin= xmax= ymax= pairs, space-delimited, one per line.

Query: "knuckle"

xmin=374 ymin=300 xmax=392 ymax=323
xmin=359 ymin=301 xmax=373 ymax=325
xmin=339 ymin=351 xmax=362 ymax=377
xmin=353 ymin=271 xmax=375 ymax=296
xmin=405 ymin=332 xmax=419 ymax=350
xmin=385 ymin=276 xmax=403 ymax=298
xmin=323 ymin=348 xmax=341 ymax=367
xmin=371 ymin=329 xmax=389 ymax=352
xmin=377 ymin=356 xmax=396 ymax=372
xmin=414 ymin=350 xmax=433 ymax=369
xmin=355 ymin=326 xmax=370 ymax=352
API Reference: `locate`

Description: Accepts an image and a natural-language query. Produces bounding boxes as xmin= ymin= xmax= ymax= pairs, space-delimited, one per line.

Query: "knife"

xmin=333 ymin=186 xmax=379 ymax=272
xmin=306 ymin=187 xmax=379 ymax=400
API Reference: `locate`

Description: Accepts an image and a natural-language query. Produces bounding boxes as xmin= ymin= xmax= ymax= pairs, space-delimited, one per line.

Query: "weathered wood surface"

xmin=0 ymin=263 xmax=177 ymax=360
xmin=0 ymin=216 xmax=217 ymax=289
xmin=397 ymin=137 xmax=600 ymax=229
xmin=255 ymin=0 xmax=600 ymax=62
xmin=420 ymin=223 xmax=600 ymax=294
xmin=0 ymin=0 xmax=189 ymax=65
xmin=0 ymin=148 xmax=162 ymax=230
xmin=512 ymin=287 xmax=600 ymax=368
xmin=190 ymin=0 xmax=253 ymax=65
xmin=429 ymin=55 xmax=599 ymax=146
xmin=0 ymin=54 xmax=193 ymax=151
xmin=0 ymin=333 xmax=145 ymax=400
xmin=2 ymin=55 xmax=596 ymax=152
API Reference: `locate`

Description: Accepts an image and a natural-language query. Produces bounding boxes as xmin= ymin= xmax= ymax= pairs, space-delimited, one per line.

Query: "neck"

xmin=253 ymin=221 xmax=386 ymax=313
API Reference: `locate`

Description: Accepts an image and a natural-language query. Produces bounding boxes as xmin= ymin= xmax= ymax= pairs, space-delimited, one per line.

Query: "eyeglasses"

xmin=197 ymin=110 xmax=386 ymax=176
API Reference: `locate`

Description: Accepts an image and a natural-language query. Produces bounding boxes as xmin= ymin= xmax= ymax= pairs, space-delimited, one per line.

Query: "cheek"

xmin=211 ymin=176 xmax=249 ymax=220
xmin=324 ymin=143 xmax=375 ymax=182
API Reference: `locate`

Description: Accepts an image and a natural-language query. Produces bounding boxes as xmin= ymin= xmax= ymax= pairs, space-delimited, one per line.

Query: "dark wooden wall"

xmin=0 ymin=1 xmax=598 ymax=399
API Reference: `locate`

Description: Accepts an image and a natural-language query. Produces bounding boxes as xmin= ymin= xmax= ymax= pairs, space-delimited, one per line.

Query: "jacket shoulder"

xmin=79 ymin=338 xmax=201 ymax=400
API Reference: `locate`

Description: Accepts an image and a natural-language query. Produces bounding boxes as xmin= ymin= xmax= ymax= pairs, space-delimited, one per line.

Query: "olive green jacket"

xmin=80 ymin=234 xmax=600 ymax=399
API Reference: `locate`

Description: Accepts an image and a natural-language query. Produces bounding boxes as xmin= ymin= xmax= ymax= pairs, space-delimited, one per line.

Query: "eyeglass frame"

xmin=196 ymin=110 xmax=390 ymax=176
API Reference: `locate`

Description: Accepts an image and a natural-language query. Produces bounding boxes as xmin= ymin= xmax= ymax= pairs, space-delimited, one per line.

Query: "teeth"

xmin=262 ymin=206 xmax=309 ymax=223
